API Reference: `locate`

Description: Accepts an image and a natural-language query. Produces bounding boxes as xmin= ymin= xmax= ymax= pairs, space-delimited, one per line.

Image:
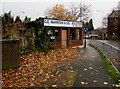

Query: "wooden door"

xmin=62 ymin=29 xmax=67 ymax=47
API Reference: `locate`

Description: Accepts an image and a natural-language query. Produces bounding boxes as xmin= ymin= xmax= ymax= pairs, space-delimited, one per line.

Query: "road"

xmin=98 ymin=40 xmax=120 ymax=49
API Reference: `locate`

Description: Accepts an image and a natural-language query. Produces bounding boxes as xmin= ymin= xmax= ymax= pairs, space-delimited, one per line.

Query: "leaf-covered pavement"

xmin=72 ymin=45 xmax=120 ymax=88
xmin=2 ymin=48 xmax=80 ymax=87
xmin=2 ymin=45 xmax=120 ymax=88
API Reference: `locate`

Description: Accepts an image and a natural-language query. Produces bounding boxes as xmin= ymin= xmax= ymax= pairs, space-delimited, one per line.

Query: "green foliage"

xmin=2 ymin=11 xmax=14 ymax=25
xmin=89 ymin=19 xmax=94 ymax=31
xmin=2 ymin=11 xmax=14 ymax=38
xmin=23 ymin=16 xmax=31 ymax=23
xmin=112 ymin=36 xmax=118 ymax=40
xmin=33 ymin=20 xmax=51 ymax=53
xmin=15 ymin=16 xmax=21 ymax=23
xmin=97 ymin=36 xmax=102 ymax=40
xmin=85 ymin=19 xmax=94 ymax=32
xmin=104 ymin=57 xmax=120 ymax=83
xmin=19 ymin=49 xmax=32 ymax=55
xmin=2 ymin=11 xmax=51 ymax=53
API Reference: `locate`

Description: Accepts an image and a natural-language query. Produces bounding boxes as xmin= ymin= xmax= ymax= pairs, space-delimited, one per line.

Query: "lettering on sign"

xmin=44 ymin=19 xmax=82 ymax=27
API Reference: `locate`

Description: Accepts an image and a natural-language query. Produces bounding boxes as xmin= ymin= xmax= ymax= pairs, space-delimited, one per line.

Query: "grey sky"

xmin=0 ymin=0 xmax=120 ymax=28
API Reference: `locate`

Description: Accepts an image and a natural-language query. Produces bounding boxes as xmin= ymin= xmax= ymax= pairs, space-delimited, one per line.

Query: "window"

xmin=47 ymin=28 xmax=60 ymax=42
xmin=70 ymin=28 xmax=80 ymax=40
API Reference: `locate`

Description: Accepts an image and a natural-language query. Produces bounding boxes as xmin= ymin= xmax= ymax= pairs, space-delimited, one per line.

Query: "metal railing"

xmin=89 ymin=40 xmax=120 ymax=72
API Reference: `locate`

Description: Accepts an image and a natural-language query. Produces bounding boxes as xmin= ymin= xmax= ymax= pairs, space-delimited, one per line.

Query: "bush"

xmin=112 ymin=36 xmax=118 ymax=40
xmin=19 ymin=49 xmax=32 ymax=55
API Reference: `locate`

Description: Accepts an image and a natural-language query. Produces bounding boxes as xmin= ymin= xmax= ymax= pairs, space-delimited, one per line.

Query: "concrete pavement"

xmin=70 ymin=45 xmax=116 ymax=87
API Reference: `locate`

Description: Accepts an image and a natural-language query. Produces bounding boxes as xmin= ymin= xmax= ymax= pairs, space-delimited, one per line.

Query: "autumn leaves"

xmin=2 ymin=48 xmax=79 ymax=87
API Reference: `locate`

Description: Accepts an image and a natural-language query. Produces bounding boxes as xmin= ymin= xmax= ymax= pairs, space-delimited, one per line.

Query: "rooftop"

xmin=109 ymin=10 xmax=120 ymax=18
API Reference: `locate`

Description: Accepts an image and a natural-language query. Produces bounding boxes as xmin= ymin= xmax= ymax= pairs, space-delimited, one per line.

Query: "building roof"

xmin=109 ymin=10 xmax=120 ymax=18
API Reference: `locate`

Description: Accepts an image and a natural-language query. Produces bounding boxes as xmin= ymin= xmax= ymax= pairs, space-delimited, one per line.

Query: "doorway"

xmin=62 ymin=29 xmax=67 ymax=47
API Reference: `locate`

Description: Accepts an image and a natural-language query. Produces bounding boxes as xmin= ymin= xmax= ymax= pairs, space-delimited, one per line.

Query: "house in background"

xmin=87 ymin=28 xmax=107 ymax=40
xmin=97 ymin=28 xmax=107 ymax=40
xmin=107 ymin=10 xmax=120 ymax=39
xmin=87 ymin=30 xmax=99 ymax=39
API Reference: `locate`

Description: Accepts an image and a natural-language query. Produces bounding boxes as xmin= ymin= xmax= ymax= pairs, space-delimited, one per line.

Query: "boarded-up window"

xmin=70 ymin=28 xmax=80 ymax=40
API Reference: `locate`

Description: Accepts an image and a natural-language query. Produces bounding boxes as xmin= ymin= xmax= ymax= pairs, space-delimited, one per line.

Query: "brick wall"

xmin=108 ymin=16 xmax=120 ymax=39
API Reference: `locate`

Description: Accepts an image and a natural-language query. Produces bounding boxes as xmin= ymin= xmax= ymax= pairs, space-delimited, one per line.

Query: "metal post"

xmin=84 ymin=32 xmax=86 ymax=48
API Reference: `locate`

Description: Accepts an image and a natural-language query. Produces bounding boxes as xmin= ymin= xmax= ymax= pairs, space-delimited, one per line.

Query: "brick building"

xmin=39 ymin=18 xmax=84 ymax=48
xmin=107 ymin=10 xmax=120 ymax=39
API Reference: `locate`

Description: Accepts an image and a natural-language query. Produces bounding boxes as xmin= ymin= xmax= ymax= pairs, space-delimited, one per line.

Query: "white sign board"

xmin=44 ymin=19 xmax=82 ymax=28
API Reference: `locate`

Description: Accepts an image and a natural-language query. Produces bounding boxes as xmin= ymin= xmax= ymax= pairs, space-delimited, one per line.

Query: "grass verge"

xmin=89 ymin=44 xmax=120 ymax=85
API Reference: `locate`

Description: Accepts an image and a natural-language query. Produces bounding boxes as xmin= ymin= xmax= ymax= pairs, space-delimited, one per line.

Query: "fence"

xmin=1 ymin=39 xmax=20 ymax=70
xmin=89 ymin=40 xmax=120 ymax=72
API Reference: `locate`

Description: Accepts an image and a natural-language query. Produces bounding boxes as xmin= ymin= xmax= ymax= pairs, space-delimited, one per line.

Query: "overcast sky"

xmin=0 ymin=0 xmax=120 ymax=28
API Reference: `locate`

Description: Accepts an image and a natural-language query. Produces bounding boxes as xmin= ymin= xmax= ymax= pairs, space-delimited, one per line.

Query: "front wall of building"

xmin=43 ymin=18 xmax=84 ymax=48
xmin=48 ymin=27 xmax=83 ymax=48
xmin=108 ymin=10 xmax=120 ymax=39
xmin=67 ymin=28 xmax=83 ymax=47
xmin=108 ymin=17 xmax=120 ymax=39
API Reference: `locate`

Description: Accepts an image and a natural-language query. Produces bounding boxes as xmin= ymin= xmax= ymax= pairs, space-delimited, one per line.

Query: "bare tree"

xmin=69 ymin=2 xmax=91 ymax=22
xmin=102 ymin=16 xmax=108 ymax=28
xmin=44 ymin=2 xmax=91 ymax=22
xmin=69 ymin=4 xmax=78 ymax=20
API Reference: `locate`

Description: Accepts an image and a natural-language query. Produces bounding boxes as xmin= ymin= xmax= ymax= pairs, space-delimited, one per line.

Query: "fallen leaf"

xmin=79 ymin=75 xmax=82 ymax=77
xmin=113 ymin=84 xmax=120 ymax=87
xmin=103 ymin=82 xmax=108 ymax=85
xmin=70 ymin=66 xmax=73 ymax=69
xmin=52 ymin=85 xmax=57 ymax=87
xmin=80 ymin=81 xmax=88 ymax=85
xmin=71 ymin=70 xmax=75 ymax=73
xmin=84 ymin=69 xmax=87 ymax=71
xmin=107 ymin=70 xmax=112 ymax=72
xmin=112 ymin=84 xmax=116 ymax=86
xmin=95 ymin=70 xmax=98 ymax=72
xmin=113 ymin=84 xmax=119 ymax=87
xmin=89 ymin=67 xmax=92 ymax=69
xmin=93 ymin=80 xmax=97 ymax=83
xmin=91 ymin=73 xmax=94 ymax=74
xmin=2 ymin=48 xmax=79 ymax=87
